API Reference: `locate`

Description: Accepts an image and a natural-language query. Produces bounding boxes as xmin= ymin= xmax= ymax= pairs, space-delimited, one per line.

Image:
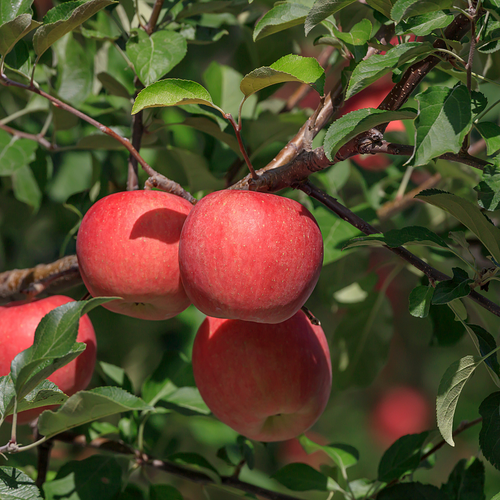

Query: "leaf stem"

xmin=225 ymin=113 xmax=258 ymax=180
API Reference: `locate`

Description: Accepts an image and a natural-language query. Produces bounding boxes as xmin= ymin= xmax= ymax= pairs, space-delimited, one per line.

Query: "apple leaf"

xmin=431 ymin=268 xmax=473 ymax=305
xmin=12 ymin=164 xmax=42 ymax=212
xmin=441 ymin=457 xmax=485 ymax=500
xmin=304 ymin=0 xmax=357 ymax=36
xmin=394 ymin=11 xmax=453 ymax=36
xmin=240 ymin=55 xmax=325 ymax=98
xmin=0 ymin=467 xmax=42 ymax=500
xmin=252 ymin=2 xmax=310 ymax=42
xmin=97 ymin=72 xmax=131 ymax=99
xmin=150 ymin=485 xmax=183 ymax=500
xmin=329 ymin=18 xmax=372 ymax=47
xmin=161 ymin=386 xmax=210 ymax=416
xmin=378 ymin=482 xmax=447 ymax=499
xmin=33 ymin=0 xmax=117 ymax=58
xmin=429 ymin=304 xmax=466 ymax=346
xmin=43 ymin=455 xmax=122 ymax=500
xmin=323 ymin=107 xmax=417 ymax=160
xmin=409 ymin=285 xmax=434 ymax=318
xmin=437 ymin=355 xmax=484 ymax=446
xmin=390 ymin=0 xmax=453 ymax=23
xmin=0 ymin=128 xmax=38 ymax=176
xmin=0 ymin=14 xmax=41 ymax=57
xmin=475 ymin=122 xmax=500 ymax=156
xmin=0 ymin=0 xmax=33 ymax=25
xmin=299 ymin=434 xmax=359 ymax=468
xmin=10 ymin=297 xmax=116 ymax=399
xmin=126 ymin=29 xmax=187 ymax=87
xmin=365 ymin=0 xmax=394 ymax=18
xmin=479 ymin=392 xmax=500 ymax=471
xmin=38 ymin=386 xmax=153 ymax=438
xmin=271 ymin=463 xmax=340 ymax=492
xmin=409 ymin=85 xmax=473 ymax=167
xmin=168 ymin=453 xmax=220 ymax=483
xmin=378 ymin=432 xmax=430 ymax=482
xmin=466 ymin=324 xmax=500 ymax=376
xmin=475 ymin=163 xmax=500 ymax=211
xmin=98 ymin=361 xmax=134 ymax=393
xmin=345 ymin=42 xmax=434 ymax=100
xmin=416 ymin=189 xmax=500 ymax=265
xmin=132 ymin=79 xmax=218 ymax=115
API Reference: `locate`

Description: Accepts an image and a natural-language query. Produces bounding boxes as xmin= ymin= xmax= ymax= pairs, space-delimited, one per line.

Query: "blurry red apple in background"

xmin=77 ymin=190 xmax=193 ymax=320
xmin=0 ymin=295 xmax=96 ymax=424
xmin=179 ymin=190 xmax=323 ymax=324
xmin=370 ymin=386 xmax=432 ymax=446
xmin=192 ymin=311 xmax=332 ymax=442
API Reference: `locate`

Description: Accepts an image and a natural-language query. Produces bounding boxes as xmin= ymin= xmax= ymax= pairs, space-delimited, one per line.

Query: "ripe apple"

xmin=192 ymin=311 xmax=332 ymax=442
xmin=179 ymin=190 xmax=324 ymax=324
xmin=370 ymin=386 xmax=432 ymax=446
xmin=0 ymin=295 xmax=96 ymax=424
xmin=76 ymin=190 xmax=193 ymax=320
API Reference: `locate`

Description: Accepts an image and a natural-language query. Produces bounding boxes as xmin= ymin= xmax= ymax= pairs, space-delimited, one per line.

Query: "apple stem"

xmin=10 ymin=398 xmax=18 ymax=445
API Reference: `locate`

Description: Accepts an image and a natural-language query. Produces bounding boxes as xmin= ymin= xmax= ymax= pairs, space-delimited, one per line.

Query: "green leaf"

xmin=366 ymin=0 xmax=394 ymax=18
xmin=436 ymin=355 xmax=483 ymax=446
xmin=43 ymin=456 xmax=122 ymax=500
xmin=475 ymin=164 xmax=500 ymax=211
xmin=479 ymin=391 xmax=500 ymax=470
xmin=0 ymin=0 xmax=33 ymax=24
xmin=240 ymin=54 xmax=325 ymax=98
xmin=378 ymin=432 xmax=429 ymax=482
xmin=132 ymin=79 xmax=217 ymax=115
xmin=391 ymin=0 xmax=452 ymax=23
xmin=11 ymin=298 xmax=116 ymax=400
xmin=329 ymin=18 xmax=372 ymax=47
xmin=0 ymin=14 xmax=41 ymax=57
xmin=409 ymin=285 xmax=434 ymax=318
xmin=253 ymin=2 xmax=310 ymax=41
xmin=394 ymin=11 xmax=453 ymax=36
xmin=271 ymin=463 xmax=339 ymax=491
xmin=162 ymin=386 xmax=210 ymax=415
xmin=99 ymin=361 xmax=133 ymax=393
xmin=33 ymin=0 xmax=117 ymax=58
xmin=441 ymin=457 xmax=486 ymax=500
xmin=429 ymin=304 xmax=466 ymax=346
xmin=0 ymin=129 xmax=38 ymax=176
xmin=378 ymin=482 xmax=447 ymax=499
xmin=97 ymin=72 xmax=131 ymax=99
xmin=324 ymin=107 xmax=416 ymax=160
xmin=304 ymin=0 xmax=357 ymax=36
xmin=331 ymin=291 xmax=393 ymax=389
xmin=168 ymin=452 xmax=220 ymax=483
xmin=416 ymin=190 xmax=500 ymax=265
xmin=12 ymin=164 xmax=42 ymax=212
xmin=299 ymin=435 xmax=359 ymax=468
xmin=0 ymin=467 xmax=42 ymax=500
xmin=38 ymin=386 xmax=153 ymax=438
xmin=475 ymin=122 xmax=500 ymax=156
xmin=467 ymin=324 xmax=500 ymax=376
xmin=410 ymin=86 xmax=473 ymax=167
xmin=149 ymin=484 xmax=184 ymax=500
xmin=126 ymin=29 xmax=187 ymax=87
xmin=432 ymin=268 xmax=473 ymax=305
xmin=345 ymin=42 xmax=434 ymax=99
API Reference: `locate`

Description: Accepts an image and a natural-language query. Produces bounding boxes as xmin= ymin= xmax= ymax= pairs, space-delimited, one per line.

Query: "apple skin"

xmin=0 ymin=295 xmax=96 ymax=424
xmin=192 ymin=311 xmax=332 ymax=442
xmin=76 ymin=190 xmax=193 ymax=320
xmin=179 ymin=190 xmax=323 ymax=324
xmin=370 ymin=386 xmax=432 ymax=446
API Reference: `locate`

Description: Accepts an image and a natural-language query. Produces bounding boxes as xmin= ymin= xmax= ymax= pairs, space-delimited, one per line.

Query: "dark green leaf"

xmin=304 ymin=0 xmax=357 ymax=36
xmin=43 ymin=456 xmax=122 ymax=500
xmin=479 ymin=392 xmax=500 ymax=471
xmin=299 ymin=435 xmax=359 ymax=468
xmin=471 ymin=91 xmax=488 ymax=115
xmin=126 ymin=29 xmax=187 ymax=87
xmin=475 ymin=163 xmax=500 ymax=211
xmin=0 ymin=14 xmax=41 ymax=57
xmin=345 ymin=42 xmax=434 ymax=99
xmin=394 ymin=11 xmax=453 ymax=36
xmin=12 ymin=164 xmax=42 ymax=212
xmin=437 ymin=355 xmax=483 ymax=446
xmin=240 ymin=54 xmax=325 ymax=97
xmin=0 ymin=0 xmax=33 ymax=24
xmin=378 ymin=432 xmax=429 ymax=482
xmin=99 ymin=361 xmax=133 ymax=393
xmin=168 ymin=453 xmax=220 ymax=483
xmin=429 ymin=304 xmax=466 ymax=346
xmin=417 ymin=190 xmax=500 ymax=265
xmin=467 ymin=324 xmax=500 ymax=376
xmin=441 ymin=457 xmax=485 ymax=500
xmin=253 ymin=2 xmax=310 ymax=41
xmin=391 ymin=0 xmax=452 ymax=22
xmin=38 ymin=386 xmax=153 ymax=438
xmin=97 ymin=72 xmax=131 ymax=98
xmin=0 ymin=129 xmax=38 ymax=176
xmin=432 ymin=268 xmax=473 ymax=305
xmin=149 ymin=484 xmax=184 ymax=500
xmin=378 ymin=482 xmax=447 ymax=499
xmin=324 ymin=107 xmax=416 ymax=160
xmin=331 ymin=292 xmax=393 ymax=389
xmin=366 ymin=0 xmax=394 ymax=18
xmin=0 ymin=467 xmax=42 ymax=500
xmin=475 ymin=122 xmax=500 ymax=156
xmin=271 ymin=463 xmax=338 ymax=491
xmin=409 ymin=285 xmax=434 ymax=318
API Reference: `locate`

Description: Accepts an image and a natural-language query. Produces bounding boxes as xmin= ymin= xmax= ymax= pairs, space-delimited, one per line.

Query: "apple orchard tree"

xmin=1 ymin=0 xmax=500 ymax=498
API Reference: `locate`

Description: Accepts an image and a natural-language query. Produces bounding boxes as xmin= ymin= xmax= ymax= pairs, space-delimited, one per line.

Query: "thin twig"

xmin=0 ymin=122 xmax=56 ymax=150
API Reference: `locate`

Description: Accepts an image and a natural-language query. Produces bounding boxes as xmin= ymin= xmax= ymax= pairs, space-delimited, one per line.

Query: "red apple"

xmin=76 ymin=190 xmax=193 ymax=320
xmin=179 ymin=190 xmax=323 ymax=324
xmin=370 ymin=386 xmax=432 ymax=446
xmin=192 ymin=311 xmax=332 ymax=442
xmin=0 ymin=295 xmax=96 ymax=424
